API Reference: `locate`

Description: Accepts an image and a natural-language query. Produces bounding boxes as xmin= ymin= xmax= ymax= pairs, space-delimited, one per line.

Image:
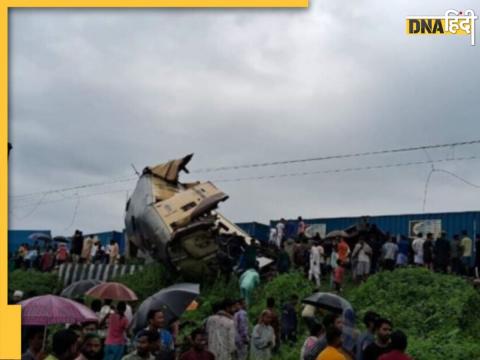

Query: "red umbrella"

xmin=20 ymin=294 xmax=97 ymax=325
xmin=85 ymin=282 xmax=138 ymax=301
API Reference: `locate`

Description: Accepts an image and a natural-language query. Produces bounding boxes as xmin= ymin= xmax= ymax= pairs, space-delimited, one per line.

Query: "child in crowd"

xmin=334 ymin=260 xmax=345 ymax=294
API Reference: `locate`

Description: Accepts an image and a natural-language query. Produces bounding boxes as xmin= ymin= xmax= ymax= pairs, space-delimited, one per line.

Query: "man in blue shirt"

xmin=144 ymin=309 xmax=174 ymax=360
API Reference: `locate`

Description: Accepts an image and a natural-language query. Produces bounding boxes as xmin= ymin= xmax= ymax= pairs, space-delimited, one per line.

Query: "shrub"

xmin=8 ymin=269 xmax=60 ymax=301
xmin=113 ymin=263 xmax=170 ymax=301
xmin=349 ymin=267 xmax=480 ymax=359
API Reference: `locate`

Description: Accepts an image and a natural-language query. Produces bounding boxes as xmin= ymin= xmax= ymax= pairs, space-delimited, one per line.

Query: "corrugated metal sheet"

xmin=271 ymin=211 xmax=480 ymax=239
xmin=236 ymin=222 xmax=270 ymax=243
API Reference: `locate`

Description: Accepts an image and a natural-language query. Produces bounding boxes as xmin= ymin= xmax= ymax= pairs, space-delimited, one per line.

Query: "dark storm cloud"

xmin=8 ymin=1 xmax=480 ymax=234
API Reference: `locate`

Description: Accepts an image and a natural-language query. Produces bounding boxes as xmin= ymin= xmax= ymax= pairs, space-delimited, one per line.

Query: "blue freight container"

xmin=271 ymin=211 xmax=480 ymax=240
xmin=236 ymin=221 xmax=270 ymax=243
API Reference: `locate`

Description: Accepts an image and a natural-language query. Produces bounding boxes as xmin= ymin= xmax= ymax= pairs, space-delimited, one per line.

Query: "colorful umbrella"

xmin=85 ymin=282 xmax=138 ymax=301
xmin=19 ymin=294 xmax=98 ymax=325
xmin=60 ymin=280 xmax=104 ymax=299
xmin=19 ymin=294 xmax=97 ymax=350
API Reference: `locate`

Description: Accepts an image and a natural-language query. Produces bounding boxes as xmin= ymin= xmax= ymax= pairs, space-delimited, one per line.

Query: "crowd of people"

xmin=17 ymin=219 xmax=480 ymax=360
xmin=12 ymin=230 xmax=122 ymax=271
xmin=21 ymin=295 xmax=413 ymax=360
xmin=270 ymin=218 xmax=480 ymax=292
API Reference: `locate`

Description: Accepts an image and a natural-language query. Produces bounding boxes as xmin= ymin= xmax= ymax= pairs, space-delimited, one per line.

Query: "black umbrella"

xmin=302 ymin=292 xmax=353 ymax=315
xmin=60 ymin=280 xmax=104 ymax=299
xmin=130 ymin=283 xmax=200 ymax=333
xmin=28 ymin=233 xmax=51 ymax=242
xmin=53 ymin=236 xmax=70 ymax=243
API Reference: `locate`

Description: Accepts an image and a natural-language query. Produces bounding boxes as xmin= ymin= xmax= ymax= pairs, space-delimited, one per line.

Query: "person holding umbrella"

xmin=104 ymin=302 xmax=129 ymax=360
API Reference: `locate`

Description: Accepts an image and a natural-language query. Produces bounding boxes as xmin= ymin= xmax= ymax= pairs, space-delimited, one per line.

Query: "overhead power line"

xmin=10 ymin=156 xmax=479 ymax=218
xmin=9 ymin=139 xmax=480 ymax=200
xmin=193 ymin=139 xmax=480 ymax=173
xmin=10 ymin=188 xmax=132 ymax=211
xmin=423 ymin=168 xmax=480 ymax=212
xmin=10 ymin=176 xmax=136 ymax=200
xmin=212 ymin=155 xmax=480 ymax=183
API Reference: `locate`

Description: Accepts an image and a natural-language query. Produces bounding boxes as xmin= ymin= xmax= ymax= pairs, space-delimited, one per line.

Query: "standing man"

xmin=81 ymin=235 xmax=94 ymax=264
xmin=281 ymin=295 xmax=298 ymax=346
xmin=206 ymin=299 xmax=236 ymax=360
xmin=381 ymin=237 xmax=398 ymax=272
xmin=297 ymin=217 xmax=307 ymax=238
xmin=423 ymin=233 xmax=434 ymax=271
xmin=309 ymin=242 xmax=323 ymax=287
xmin=269 ymin=228 xmax=277 ymax=247
xmin=79 ymin=333 xmax=104 ymax=360
xmin=362 ymin=318 xmax=392 ymax=360
xmin=108 ymin=240 xmax=120 ymax=265
xmin=275 ymin=219 xmax=286 ymax=248
xmin=265 ymin=298 xmax=280 ymax=354
xmin=450 ymin=235 xmax=462 ymax=275
xmin=355 ymin=312 xmax=380 ymax=360
xmin=234 ymin=299 xmax=250 ymax=360
xmin=316 ymin=327 xmax=346 ymax=360
xmin=122 ymin=330 xmax=156 ymax=360
xmin=378 ymin=330 xmax=412 ymax=360
xmin=239 ymin=268 xmax=260 ymax=308
xmin=433 ymin=232 xmax=450 ymax=273
xmin=145 ymin=309 xmax=174 ymax=359
xmin=411 ymin=233 xmax=425 ymax=267
xmin=71 ymin=230 xmax=84 ymax=264
xmin=45 ymin=329 xmax=80 ymax=360
xmin=352 ymin=236 xmax=372 ymax=283
xmin=181 ymin=329 xmax=215 ymax=360
xmin=396 ymin=236 xmax=410 ymax=267
xmin=460 ymin=230 xmax=473 ymax=276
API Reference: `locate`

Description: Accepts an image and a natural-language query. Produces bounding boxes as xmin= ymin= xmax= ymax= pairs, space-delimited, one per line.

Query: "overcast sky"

xmin=8 ymin=0 xmax=480 ymax=235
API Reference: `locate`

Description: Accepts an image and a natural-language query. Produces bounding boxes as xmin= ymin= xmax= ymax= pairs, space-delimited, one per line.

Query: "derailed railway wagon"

xmin=125 ymin=154 xmax=259 ymax=280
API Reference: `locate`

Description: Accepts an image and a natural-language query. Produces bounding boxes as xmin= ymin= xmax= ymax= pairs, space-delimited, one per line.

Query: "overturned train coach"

xmin=125 ymin=154 xmax=258 ymax=280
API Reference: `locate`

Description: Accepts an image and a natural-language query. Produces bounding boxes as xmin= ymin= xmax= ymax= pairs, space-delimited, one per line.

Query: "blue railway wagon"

xmin=236 ymin=222 xmax=270 ymax=243
xmin=271 ymin=211 xmax=480 ymax=239
xmin=8 ymin=229 xmax=52 ymax=254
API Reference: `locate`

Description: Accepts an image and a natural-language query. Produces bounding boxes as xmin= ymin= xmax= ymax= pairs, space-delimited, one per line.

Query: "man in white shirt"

xmin=275 ymin=219 xmax=286 ymax=248
xmin=308 ymin=242 xmax=323 ymax=286
xmin=382 ymin=237 xmax=399 ymax=271
xmin=412 ymin=232 xmax=425 ymax=266
xmin=352 ymin=237 xmax=372 ymax=283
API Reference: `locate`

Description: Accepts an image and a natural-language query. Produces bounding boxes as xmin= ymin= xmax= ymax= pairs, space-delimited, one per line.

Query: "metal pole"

xmin=42 ymin=325 xmax=47 ymax=352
